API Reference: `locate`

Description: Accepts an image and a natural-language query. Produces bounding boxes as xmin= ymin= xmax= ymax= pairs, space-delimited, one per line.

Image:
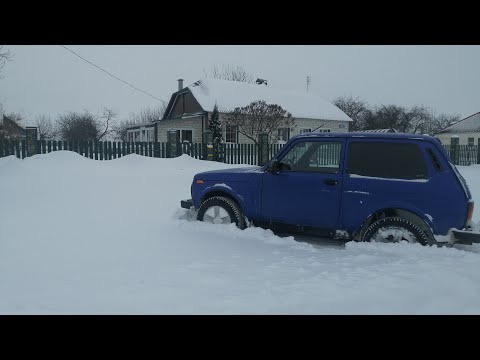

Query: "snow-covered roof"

xmin=439 ymin=112 xmax=480 ymax=134
xmin=186 ymin=78 xmax=352 ymax=122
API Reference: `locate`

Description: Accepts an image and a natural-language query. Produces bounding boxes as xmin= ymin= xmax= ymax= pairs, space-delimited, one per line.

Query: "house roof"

xmin=125 ymin=121 xmax=156 ymax=130
xmin=439 ymin=112 xmax=480 ymax=134
xmin=185 ymin=78 xmax=352 ymax=122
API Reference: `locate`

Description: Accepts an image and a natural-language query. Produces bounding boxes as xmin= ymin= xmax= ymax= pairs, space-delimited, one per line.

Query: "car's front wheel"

xmin=362 ymin=217 xmax=431 ymax=245
xmin=197 ymin=196 xmax=246 ymax=229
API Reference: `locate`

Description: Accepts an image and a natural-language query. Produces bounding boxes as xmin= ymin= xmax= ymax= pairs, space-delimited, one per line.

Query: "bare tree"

xmin=56 ymin=108 xmax=116 ymax=142
xmin=0 ymin=46 xmax=13 ymax=78
xmin=128 ymin=103 xmax=167 ymax=124
xmin=333 ymin=95 xmax=369 ymax=131
xmin=431 ymin=112 xmax=461 ymax=135
xmin=223 ymin=100 xmax=295 ymax=146
xmin=97 ymin=108 xmax=117 ymax=140
xmin=112 ymin=120 xmax=131 ymax=142
xmin=35 ymin=114 xmax=57 ymax=140
xmin=203 ymin=65 xmax=255 ymax=83
xmin=401 ymin=105 xmax=432 ymax=134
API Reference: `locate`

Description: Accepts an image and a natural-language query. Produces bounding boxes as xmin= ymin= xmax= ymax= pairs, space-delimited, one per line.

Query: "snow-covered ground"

xmin=1 ymin=152 xmax=480 ymax=314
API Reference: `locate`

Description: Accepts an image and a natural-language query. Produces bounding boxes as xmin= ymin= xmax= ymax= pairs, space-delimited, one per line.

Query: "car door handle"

xmin=324 ymin=179 xmax=338 ymax=186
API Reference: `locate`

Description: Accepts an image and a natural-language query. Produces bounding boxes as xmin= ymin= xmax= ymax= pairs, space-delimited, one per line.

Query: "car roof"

xmin=292 ymin=132 xmax=440 ymax=143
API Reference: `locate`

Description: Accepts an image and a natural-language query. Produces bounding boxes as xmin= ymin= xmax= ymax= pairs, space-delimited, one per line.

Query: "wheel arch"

xmin=353 ymin=207 xmax=435 ymax=241
xmin=199 ymin=189 xmax=244 ymax=214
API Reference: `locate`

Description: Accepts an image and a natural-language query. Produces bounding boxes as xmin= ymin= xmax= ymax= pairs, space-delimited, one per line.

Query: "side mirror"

xmin=270 ymin=160 xmax=280 ymax=175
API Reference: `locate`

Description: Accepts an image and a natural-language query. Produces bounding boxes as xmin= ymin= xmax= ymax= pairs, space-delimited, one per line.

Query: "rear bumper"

xmin=181 ymin=199 xmax=194 ymax=209
xmin=448 ymin=228 xmax=480 ymax=245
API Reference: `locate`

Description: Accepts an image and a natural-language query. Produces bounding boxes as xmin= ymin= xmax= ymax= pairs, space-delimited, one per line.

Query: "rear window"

xmin=347 ymin=142 xmax=428 ymax=179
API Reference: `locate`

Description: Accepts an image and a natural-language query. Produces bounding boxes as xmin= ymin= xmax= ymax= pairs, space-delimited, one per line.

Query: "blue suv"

xmin=181 ymin=133 xmax=479 ymax=245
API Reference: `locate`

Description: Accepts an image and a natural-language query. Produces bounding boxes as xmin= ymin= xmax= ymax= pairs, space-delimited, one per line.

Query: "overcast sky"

xmin=1 ymin=45 xmax=479 ymax=123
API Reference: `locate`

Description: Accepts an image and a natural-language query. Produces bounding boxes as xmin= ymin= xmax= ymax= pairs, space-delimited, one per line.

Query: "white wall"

xmin=436 ymin=132 xmax=480 ymax=146
xmin=156 ymin=116 xmax=203 ymax=143
xmin=153 ymin=113 xmax=350 ymax=144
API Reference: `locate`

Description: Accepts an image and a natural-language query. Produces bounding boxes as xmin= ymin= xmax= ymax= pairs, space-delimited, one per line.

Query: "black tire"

xmin=197 ymin=196 xmax=246 ymax=229
xmin=362 ymin=217 xmax=431 ymax=245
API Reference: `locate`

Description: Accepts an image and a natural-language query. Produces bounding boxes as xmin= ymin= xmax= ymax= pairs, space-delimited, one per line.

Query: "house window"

xmin=317 ymin=129 xmax=331 ymax=133
xmin=181 ymin=130 xmax=193 ymax=143
xmin=142 ymin=130 xmax=146 ymax=141
xmin=134 ymin=131 xmax=140 ymax=142
xmin=300 ymin=129 xmax=311 ymax=134
xmin=277 ymin=128 xmax=290 ymax=141
xmin=451 ymin=137 xmax=459 ymax=146
xmin=225 ymin=125 xmax=238 ymax=143
xmin=145 ymin=129 xmax=154 ymax=142
xmin=468 ymin=137 xmax=474 ymax=146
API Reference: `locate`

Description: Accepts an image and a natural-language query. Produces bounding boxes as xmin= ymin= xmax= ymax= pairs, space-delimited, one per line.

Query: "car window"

xmin=280 ymin=141 xmax=342 ymax=173
xmin=347 ymin=141 xmax=428 ymax=179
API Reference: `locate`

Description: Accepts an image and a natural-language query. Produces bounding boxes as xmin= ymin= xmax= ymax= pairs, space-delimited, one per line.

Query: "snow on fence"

xmin=0 ymin=140 xmax=286 ymax=165
xmin=1 ymin=140 xmax=478 ymax=166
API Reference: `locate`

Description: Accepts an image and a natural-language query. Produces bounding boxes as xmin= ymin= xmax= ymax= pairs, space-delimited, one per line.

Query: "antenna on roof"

xmin=256 ymin=78 xmax=268 ymax=86
xmin=306 ymin=76 xmax=311 ymax=92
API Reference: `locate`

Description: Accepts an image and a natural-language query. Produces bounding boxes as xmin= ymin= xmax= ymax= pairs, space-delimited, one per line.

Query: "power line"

xmin=60 ymin=45 xmax=167 ymax=104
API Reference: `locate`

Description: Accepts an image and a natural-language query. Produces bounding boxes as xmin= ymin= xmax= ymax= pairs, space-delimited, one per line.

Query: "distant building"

xmin=0 ymin=115 xmax=26 ymax=140
xmin=126 ymin=78 xmax=352 ymax=144
xmin=435 ymin=112 xmax=480 ymax=146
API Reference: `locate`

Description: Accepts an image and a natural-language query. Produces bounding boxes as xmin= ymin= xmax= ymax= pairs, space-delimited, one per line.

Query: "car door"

xmin=260 ymin=138 xmax=345 ymax=229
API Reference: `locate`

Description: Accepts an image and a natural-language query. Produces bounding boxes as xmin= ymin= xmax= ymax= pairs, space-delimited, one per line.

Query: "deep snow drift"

xmin=1 ymin=152 xmax=480 ymax=314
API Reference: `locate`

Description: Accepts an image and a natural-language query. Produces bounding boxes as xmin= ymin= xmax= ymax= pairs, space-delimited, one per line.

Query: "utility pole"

xmin=306 ymin=76 xmax=311 ymax=92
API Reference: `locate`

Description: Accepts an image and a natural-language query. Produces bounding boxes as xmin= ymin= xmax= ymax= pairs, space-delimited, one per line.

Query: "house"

xmin=0 ymin=115 xmax=26 ymax=140
xmin=125 ymin=121 xmax=156 ymax=143
xmin=435 ymin=112 xmax=480 ymax=146
xmin=126 ymin=78 xmax=352 ymax=144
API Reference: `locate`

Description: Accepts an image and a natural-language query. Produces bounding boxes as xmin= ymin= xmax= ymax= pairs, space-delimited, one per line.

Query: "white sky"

xmin=1 ymin=45 xmax=479 ymax=122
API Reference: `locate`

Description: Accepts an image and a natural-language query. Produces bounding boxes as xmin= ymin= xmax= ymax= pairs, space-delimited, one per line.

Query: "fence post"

xmin=258 ymin=133 xmax=269 ymax=166
xmin=203 ymin=131 xmax=213 ymax=160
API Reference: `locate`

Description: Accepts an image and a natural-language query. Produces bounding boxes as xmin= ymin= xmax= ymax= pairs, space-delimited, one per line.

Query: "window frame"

xmin=225 ymin=125 xmax=238 ymax=144
xmin=277 ymin=139 xmax=343 ymax=174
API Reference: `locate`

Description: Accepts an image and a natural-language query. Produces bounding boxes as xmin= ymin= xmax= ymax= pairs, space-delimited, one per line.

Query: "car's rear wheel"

xmin=197 ymin=196 xmax=246 ymax=229
xmin=362 ymin=217 xmax=430 ymax=245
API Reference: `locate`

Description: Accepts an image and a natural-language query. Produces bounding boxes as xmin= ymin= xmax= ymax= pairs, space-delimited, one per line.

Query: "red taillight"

xmin=467 ymin=201 xmax=474 ymax=221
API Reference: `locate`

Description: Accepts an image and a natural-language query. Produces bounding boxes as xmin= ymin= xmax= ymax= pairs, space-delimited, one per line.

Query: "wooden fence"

xmin=0 ymin=140 xmax=286 ymax=165
xmin=1 ymin=140 xmax=479 ymax=166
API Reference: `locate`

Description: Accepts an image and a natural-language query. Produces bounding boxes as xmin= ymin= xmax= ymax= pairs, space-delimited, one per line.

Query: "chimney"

xmin=178 ymin=79 xmax=184 ymax=91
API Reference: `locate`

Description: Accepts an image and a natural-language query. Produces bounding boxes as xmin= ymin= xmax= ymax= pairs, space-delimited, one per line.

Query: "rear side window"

xmin=426 ymin=148 xmax=443 ymax=171
xmin=347 ymin=142 xmax=428 ymax=179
